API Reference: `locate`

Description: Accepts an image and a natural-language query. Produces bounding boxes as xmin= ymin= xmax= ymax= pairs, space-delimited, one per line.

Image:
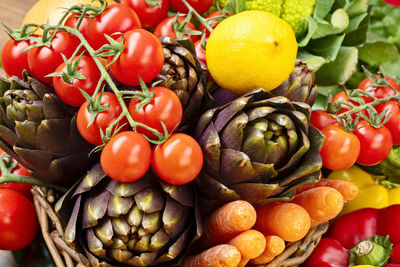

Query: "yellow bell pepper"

xmin=328 ymin=166 xmax=400 ymax=214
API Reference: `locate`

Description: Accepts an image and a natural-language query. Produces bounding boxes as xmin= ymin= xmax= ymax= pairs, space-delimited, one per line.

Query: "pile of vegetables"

xmin=0 ymin=0 xmax=400 ymax=266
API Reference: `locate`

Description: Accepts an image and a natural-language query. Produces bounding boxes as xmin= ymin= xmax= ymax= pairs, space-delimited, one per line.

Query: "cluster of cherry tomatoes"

xmin=1 ymin=0 xmax=214 ymax=186
xmin=311 ymin=76 xmax=400 ymax=171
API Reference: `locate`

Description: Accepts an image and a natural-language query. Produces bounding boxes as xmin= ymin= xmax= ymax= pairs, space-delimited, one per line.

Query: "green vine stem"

xmin=0 ymin=156 xmax=67 ymax=192
xmin=180 ymin=0 xmax=214 ymax=33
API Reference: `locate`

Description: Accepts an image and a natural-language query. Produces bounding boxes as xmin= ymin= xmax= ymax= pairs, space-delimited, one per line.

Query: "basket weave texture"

xmin=32 ymin=185 xmax=329 ymax=267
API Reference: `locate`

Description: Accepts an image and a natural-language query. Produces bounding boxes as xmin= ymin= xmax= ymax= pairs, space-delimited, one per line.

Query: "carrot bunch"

xmin=185 ymin=179 xmax=358 ymax=267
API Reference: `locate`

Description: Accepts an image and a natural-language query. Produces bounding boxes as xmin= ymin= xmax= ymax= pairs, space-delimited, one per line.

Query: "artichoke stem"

xmin=354 ymin=240 xmax=386 ymax=266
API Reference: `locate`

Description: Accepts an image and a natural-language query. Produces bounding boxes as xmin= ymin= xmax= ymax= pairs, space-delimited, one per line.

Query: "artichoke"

xmin=195 ymin=88 xmax=324 ymax=205
xmin=56 ymin=164 xmax=202 ymax=267
xmin=0 ymin=72 xmax=95 ymax=185
xmin=154 ymin=37 xmax=210 ymax=132
xmin=271 ymin=60 xmax=318 ymax=106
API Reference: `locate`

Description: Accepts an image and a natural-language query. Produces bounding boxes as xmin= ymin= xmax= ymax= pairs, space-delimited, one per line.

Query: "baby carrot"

xmin=183 ymin=244 xmax=241 ymax=267
xmin=295 ymin=179 xmax=358 ymax=201
xmin=228 ymin=229 xmax=266 ymax=267
xmin=203 ymin=200 xmax=257 ymax=245
xmin=254 ymin=202 xmax=310 ymax=242
xmin=250 ymin=235 xmax=286 ymax=265
xmin=292 ymin=186 xmax=344 ymax=227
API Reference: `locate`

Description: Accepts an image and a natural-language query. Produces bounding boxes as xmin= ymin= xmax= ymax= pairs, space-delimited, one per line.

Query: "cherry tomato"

xmin=353 ymin=120 xmax=393 ymax=166
xmin=194 ymin=39 xmax=206 ymax=65
xmin=53 ymin=56 xmax=102 ymax=107
xmin=375 ymin=100 xmax=400 ymax=146
xmin=199 ymin=11 xmax=231 ymax=37
xmin=169 ymin=0 xmax=213 ymax=14
xmin=1 ymin=38 xmax=35 ymax=79
xmin=86 ymin=4 xmax=142 ymax=50
xmin=358 ymin=75 xmax=400 ymax=100
xmin=320 ymin=125 xmax=361 ymax=171
xmin=64 ymin=13 xmax=91 ymax=40
xmin=121 ymin=0 xmax=169 ymax=28
xmin=128 ymin=86 xmax=182 ymax=139
xmin=384 ymin=0 xmax=400 ymax=6
xmin=27 ymin=31 xmax=79 ymax=84
xmin=310 ymin=110 xmax=338 ymax=131
xmin=0 ymin=189 xmax=38 ymax=250
xmin=101 ymin=131 xmax=151 ymax=182
xmin=154 ymin=16 xmax=199 ymax=42
xmin=392 ymin=243 xmax=400 ymax=264
xmin=77 ymin=92 xmax=128 ymax=145
xmin=109 ymin=29 xmax=164 ymax=86
xmin=332 ymin=91 xmax=369 ymax=119
xmin=152 ymin=133 xmax=203 ymax=185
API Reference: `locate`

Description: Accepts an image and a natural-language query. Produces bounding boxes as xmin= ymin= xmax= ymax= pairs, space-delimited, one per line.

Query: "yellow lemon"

xmin=206 ymin=10 xmax=298 ymax=95
xmin=22 ymin=0 xmax=116 ymax=26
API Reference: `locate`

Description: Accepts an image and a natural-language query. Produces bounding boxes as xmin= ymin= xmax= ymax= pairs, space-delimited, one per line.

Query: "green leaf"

xmin=343 ymin=12 xmax=369 ymax=46
xmin=307 ymin=34 xmax=346 ymax=62
xmin=358 ymin=41 xmax=400 ymax=67
xmin=315 ymin=46 xmax=359 ymax=85
xmin=313 ymin=0 xmax=335 ymax=19
xmin=344 ymin=0 xmax=368 ymax=17
xmin=381 ymin=60 xmax=400 ymax=78
xmin=297 ymin=51 xmax=326 ymax=71
xmin=223 ymin=0 xmax=246 ymax=14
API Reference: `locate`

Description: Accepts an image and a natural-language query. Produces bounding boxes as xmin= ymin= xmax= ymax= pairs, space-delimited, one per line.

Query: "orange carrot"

xmin=228 ymin=229 xmax=266 ymax=267
xmin=292 ymin=186 xmax=344 ymax=227
xmin=203 ymin=200 xmax=257 ymax=245
xmin=183 ymin=244 xmax=241 ymax=267
xmin=250 ymin=235 xmax=286 ymax=265
xmin=254 ymin=202 xmax=310 ymax=242
xmin=295 ymin=179 xmax=358 ymax=201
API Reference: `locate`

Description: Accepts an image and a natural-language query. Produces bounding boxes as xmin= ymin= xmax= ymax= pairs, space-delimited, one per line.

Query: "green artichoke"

xmin=271 ymin=60 xmax=317 ymax=106
xmin=154 ymin=37 xmax=210 ymax=132
xmin=0 ymin=72 xmax=95 ymax=185
xmin=56 ymin=164 xmax=202 ymax=267
xmin=195 ymin=88 xmax=324 ymax=205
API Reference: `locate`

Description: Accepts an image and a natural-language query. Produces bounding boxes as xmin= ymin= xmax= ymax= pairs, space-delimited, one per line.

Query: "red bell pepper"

xmin=305 ymin=205 xmax=400 ymax=267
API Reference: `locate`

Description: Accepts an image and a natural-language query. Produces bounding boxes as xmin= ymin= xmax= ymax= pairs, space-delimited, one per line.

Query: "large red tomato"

xmin=27 ymin=31 xmax=79 ymax=84
xmin=101 ymin=131 xmax=151 ymax=182
xmin=86 ymin=4 xmax=142 ymax=50
xmin=77 ymin=92 xmax=128 ymax=145
xmin=108 ymin=29 xmax=164 ymax=86
xmin=121 ymin=0 xmax=169 ymax=28
xmin=152 ymin=133 xmax=203 ymax=185
xmin=0 ymin=189 xmax=38 ymax=250
xmin=53 ymin=55 xmax=102 ymax=107
xmin=169 ymin=0 xmax=213 ymax=14
xmin=153 ymin=16 xmax=199 ymax=42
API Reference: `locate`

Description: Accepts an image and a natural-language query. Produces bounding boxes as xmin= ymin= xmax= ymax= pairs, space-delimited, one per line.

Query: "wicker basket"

xmin=32 ymin=185 xmax=329 ymax=267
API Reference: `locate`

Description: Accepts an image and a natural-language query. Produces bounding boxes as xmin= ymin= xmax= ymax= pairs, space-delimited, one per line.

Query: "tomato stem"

xmin=180 ymin=0 xmax=214 ymax=33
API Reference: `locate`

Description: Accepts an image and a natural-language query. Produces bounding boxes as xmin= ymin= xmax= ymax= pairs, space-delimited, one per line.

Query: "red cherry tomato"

xmin=358 ymin=75 xmax=400 ymax=100
xmin=199 ymin=11 xmax=231 ymax=37
xmin=1 ymin=38 xmax=35 ymax=79
xmin=64 ymin=13 xmax=91 ymax=40
xmin=121 ymin=0 xmax=169 ymax=28
xmin=310 ymin=110 xmax=338 ymax=131
xmin=0 ymin=189 xmax=38 ymax=250
xmin=194 ymin=39 xmax=206 ymax=65
xmin=392 ymin=243 xmax=400 ymax=264
xmin=101 ymin=131 xmax=151 ymax=182
xmin=152 ymin=133 xmax=203 ymax=185
xmin=53 ymin=55 xmax=102 ymax=107
xmin=128 ymin=86 xmax=182 ymax=139
xmin=154 ymin=16 xmax=199 ymax=42
xmin=0 ymin=165 xmax=33 ymax=200
xmin=375 ymin=100 xmax=400 ymax=146
xmin=353 ymin=120 xmax=393 ymax=166
xmin=169 ymin=0 xmax=213 ymax=14
xmin=86 ymin=4 xmax=142 ymax=50
xmin=27 ymin=31 xmax=79 ymax=84
xmin=332 ymin=91 xmax=370 ymax=119
xmin=320 ymin=125 xmax=361 ymax=171
xmin=384 ymin=0 xmax=400 ymax=6
xmin=109 ymin=29 xmax=164 ymax=86
xmin=77 ymin=92 xmax=128 ymax=145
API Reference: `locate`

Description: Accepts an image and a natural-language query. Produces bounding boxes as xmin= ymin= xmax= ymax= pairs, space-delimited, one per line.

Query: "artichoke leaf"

xmin=64 ymin=195 xmax=82 ymax=246
xmin=15 ymin=120 xmax=38 ymax=148
xmin=195 ymin=172 xmax=240 ymax=201
xmin=36 ymin=119 xmax=71 ymax=155
xmin=221 ymin=112 xmax=248 ymax=150
xmin=94 ymin=218 xmax=114 ymax=247
xmin=242 ymin=125 xmax=268 ymax=163
xmin=158 ymin=180 xmax=194 ymax=208
xmin=198 ymin=122 xmax=221 ymax=179
xmin=230 ymin=183 xmax=279 ymax=205
xmin=86 ymin=229 xmax=107 ymax=258
xmin=126 ymin=253 xmax=158 ymax=267
xmin=277 ymin=130 xmax=310 ymax=174
xmin=107 ymin=195 xmax=134 ymax=217
xmin=163 ymin=197 xmax=190 ymax=239
xmin=246 ymin=106 xmax=276 ymax=121
xmin=106 ymin=174 xmax=155 ymax=198
xmin=220 ymin=148 xmax=259 ymax=185
xmin=214 ymin=96 xmax=250 ymax=132
xmin=134 ymin=187 xmax=165 ymax=214
xmin=82 ymin=187 xmax=112 ymax=228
